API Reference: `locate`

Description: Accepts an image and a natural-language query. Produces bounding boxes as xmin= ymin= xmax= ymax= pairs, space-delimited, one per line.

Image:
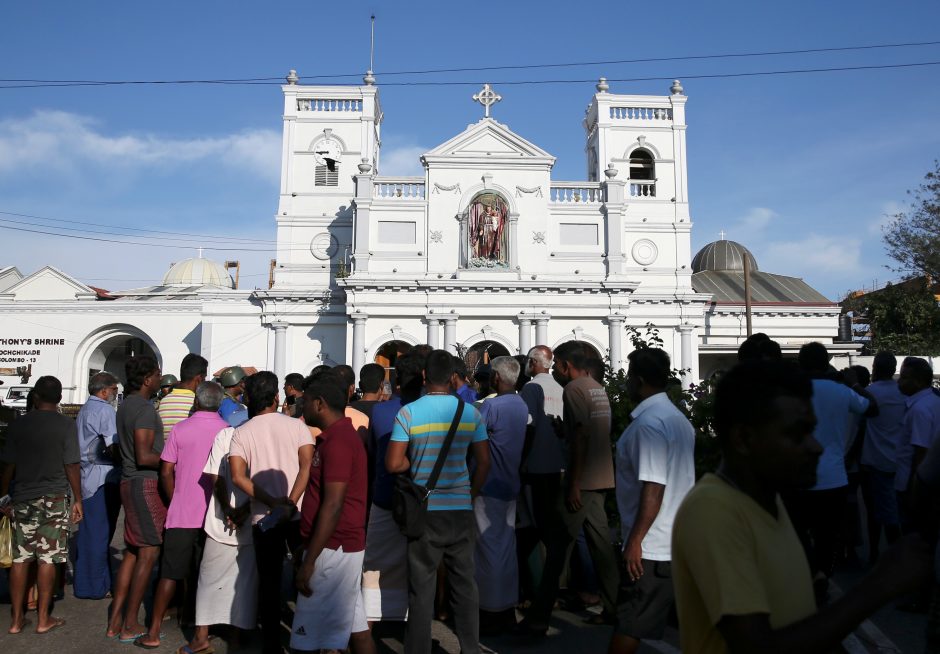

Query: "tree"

xmin=843 ymin=279 xmax=940 ymax=355
xmin=883 ymin=160 xmax=940 ymax=281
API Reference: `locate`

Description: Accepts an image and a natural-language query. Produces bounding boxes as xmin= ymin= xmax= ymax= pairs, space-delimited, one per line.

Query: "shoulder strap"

xmin=426 ymin=398 xmax=465 ymax=491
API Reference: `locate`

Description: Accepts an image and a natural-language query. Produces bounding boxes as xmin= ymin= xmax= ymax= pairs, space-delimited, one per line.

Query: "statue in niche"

xmin=468 ymin=192 xmax=509 ymax=268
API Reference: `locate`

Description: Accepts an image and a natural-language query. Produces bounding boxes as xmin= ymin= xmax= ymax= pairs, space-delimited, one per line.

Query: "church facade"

xmin=0 ymin=74 xmax=850 ymax=402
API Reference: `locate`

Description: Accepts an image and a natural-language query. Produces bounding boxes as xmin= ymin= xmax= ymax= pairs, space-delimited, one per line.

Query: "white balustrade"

xmin=373 ymin=177 xmax=426 ymax=200
xmin=297 ymin=98 xmax=363 ymax=112
xmin=610 ymin=106 xmax=672 ymax=121
xmin=550 ymin=183 xmax=604 ymax=204
xmin=629 ymin=182 xmax=657 ymax=198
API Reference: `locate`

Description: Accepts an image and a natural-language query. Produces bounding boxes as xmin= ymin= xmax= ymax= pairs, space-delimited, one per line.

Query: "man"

xmin=135 ymin=381 xmax=229 ymax=649
xmin=0 ymin=375 xmax=82 ymax=635
xmin=292 ymin=373 xmax=375 ymax=654
xmin=185 ymin=409 xmax=258 ymax=654
xmin=315 ymin=364 xmax=370 ymax=449
xmin=672 ymin=359 xmax=930 ymax=653
xmin=386 ymin=349 xmax=491 ymax=654
xmin=522 ymin=340 xmax=618 ymax=634
xmin=517 ymin=345 xmax=566 ymax=604
xmin=610 ymin=349 xmax=695 ymax=654
xmin=158 ymin=374 xmax=178 ymax=400
xmin=73 ymin=372 xmax=122 ymax=599
xmin=107 ymin=356 xmax=167 ymax=642
xmin=229 ymin=371 xmax=314 ymax=654
xmin=351 ymin=362 xmax=386 ymax=420
xmin=362 ymin=352 xmax=424 ymax=624
xmin=282 ymin=372 xmax=306 ymax=418
xmin=158 ymin=352 xmax=208 ymax=431
xmin=452 ymin=356 xmax=479 ymax=403
xmin=787 ymin=342 xmax=876 ymax=602
xmin=861 ymin=352 xmax=906 ymax=561
xmin=218 ymin=365 xmax=247 ymax=426
xmin=736 ymin=332 xmax=782 ymax=362
xmin=474 ymin=356 xmax=530 ymax=634
xmin=896 ymin=357 xmax=940 ymax=519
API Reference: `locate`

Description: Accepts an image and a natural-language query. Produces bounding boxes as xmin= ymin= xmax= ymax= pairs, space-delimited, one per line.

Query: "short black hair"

xmin=553 ymin=340 xmax=588 ymax=371
xmin=359 ymin=363 xmax=385 ymax=393
xmin=901 ymin=356 xmax=934 ymax=386
xmin=332 ymin=365 xmax=356 ymax=392
xmin=125 ymin=355 xmax=159 ymax=393
xmin=849 ymin=364 xmax=871 ymax=387
xmin=453 ymin=356 xmax=469 ymax=380
xmin=32 ymin=375 xmax=62 ymax=405
xmin=310 ymin=364 xmax=332 ymax=377
xmin=628 ymin=348 xmax=670 ymax=388
xmin=797 ymin=342 xmax=830 ymax=373
xmin=179 ymin=353 xmax=208 ymax=382
xmin=872 ymin=351 xmax=897 ymax=378
xmin=395 ymin=351 xmax=425 ymax=401
xmin=425 ymin=349 xmax=457 ymax=386
xmin=244 ymin=371 xmax=278 ymax=418
xmin=713 ymin=360 xmax=813 ymax=446
xmin=737 ymin=333 xmax=782 ymax=362
xmin=284 ymin=373 xmax=305 ymax=392
xmin=304 ymin=375 xmax=347 ymax=412
xmin=584 ymin=357 xmax=606 ymax=384
xmin=411 ymin=345 xmax=432 ymax=372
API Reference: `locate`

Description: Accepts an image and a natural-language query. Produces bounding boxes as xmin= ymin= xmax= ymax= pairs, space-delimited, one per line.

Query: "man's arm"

xmin=64 ymin=462 xmax=83 ymax=523
xmin=0 ymin=462 xmax=14 ymax=499
xmin=295 ymin=480 xmax=348 ymax=597
xmin=159 ymin=460 xmax=176 ymax=503
xmin=566 ymin=422 xmax=588 ymax=512
xmin=230 ymin=455 xmax=282 ymax=508
xmin=624 ymin=481 xmax=665 ymax=581
xmin=288 ymin=443 xmax=314 ymax=506
xmin=385 ymin=441 xmax=410 ymax=474
xmin=718 ymin=535 xmax=928 ymax=654
xmin=133 ymin=428 xmax=162 ymax=469
xmin=469 ymin=440 xmax=490 ymax=499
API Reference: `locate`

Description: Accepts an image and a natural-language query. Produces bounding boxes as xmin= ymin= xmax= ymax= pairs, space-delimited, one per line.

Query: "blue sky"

xmin=1 ymin=0 xmax=938 ymax=298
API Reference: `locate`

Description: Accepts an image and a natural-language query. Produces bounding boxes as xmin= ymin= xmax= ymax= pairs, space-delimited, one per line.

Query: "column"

xmin=607 ymin=315 xmax=625 ymax=372
xmin=534 ymin=317 xmax=549 ymax=347
xmin=426 ymin=318 xmax=440 ymax=349
xmin=352 ymin=165 xmax=373 ymax=273
xmin=271 ymin=322 xmax=288 ymax=382
xmin=518 ymin=317 xmax=532 ymax=355
xmin=443 ymin=317 xmax=458 ymax=354
xmin=351 ymin=314 xmax=367 ymax=375
xmin=508 ymin=212 xmax=520 ymax=270
xmin=678 ymin=323 xmax=695 ymax=388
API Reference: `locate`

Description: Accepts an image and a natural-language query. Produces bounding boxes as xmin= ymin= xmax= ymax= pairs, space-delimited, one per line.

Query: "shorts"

xmin=291 ymin=547 xmax=367 ymax=650
xmin=121 ymin=477 xmax=167 ymax=548
xmin=12 ymin=495 xmax=70 ymax=565
xmin=615 ymin=559 xmax=675 ymax=639
xmin=160 ymin=528 xmax=204 ymax=580
xmin=362 ymin=505 xmax=409 ymax=621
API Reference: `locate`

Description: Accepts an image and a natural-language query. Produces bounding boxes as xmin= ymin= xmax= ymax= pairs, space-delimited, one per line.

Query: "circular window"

xmin=631 ymin=239 xmax=658 ymax=266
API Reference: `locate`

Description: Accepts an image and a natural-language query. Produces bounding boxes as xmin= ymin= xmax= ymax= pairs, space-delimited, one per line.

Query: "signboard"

xmin=0 ymin=337 xmax=66 ymax=365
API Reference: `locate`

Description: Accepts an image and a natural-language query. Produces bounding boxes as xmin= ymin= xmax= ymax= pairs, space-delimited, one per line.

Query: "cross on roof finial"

xmin=472 ymin=83 xmax=501 ymax=118
xmin=718 ymin=230 xmax=726 ymax=241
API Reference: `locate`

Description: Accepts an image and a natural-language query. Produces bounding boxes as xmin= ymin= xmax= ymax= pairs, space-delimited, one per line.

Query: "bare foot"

xmin=135 ymin=635 xmax=162 ymax=648
xmin=8 ymin=618 xmax=31 ymax=634
xmin=188 ymin=638 xmax=213 ymax=651
xmin=119 ymin=623 xmax=146 ymax=641
xmin=36 ymin=617 xmax=66 ymax=634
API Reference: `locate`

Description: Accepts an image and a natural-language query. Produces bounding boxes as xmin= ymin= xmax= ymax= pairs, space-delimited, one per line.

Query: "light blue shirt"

xmin=75 ymin=395 xmax=119 ymax=499
xmin=861 ymin=380 xmax=907 ymax=473
xmin=810 ymin=379 xmax=869 ymax=490
xmin=895 ymin=388 xmax=940 ymax=492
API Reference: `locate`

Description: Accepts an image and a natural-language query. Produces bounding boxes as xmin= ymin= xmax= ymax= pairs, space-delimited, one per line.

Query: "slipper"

xmin=36 ymin=618 xmax=66 ymax=634
xmin=177 ymin=646 xmax=216 ymax=654
xmin=119 ymin=631 xmax=146 ymax=643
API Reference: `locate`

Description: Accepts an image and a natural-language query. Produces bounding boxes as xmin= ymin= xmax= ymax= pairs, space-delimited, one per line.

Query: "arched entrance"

xmin=463 ymin=340 xmax=511 ymax=377
xmin=374 ymin=340 xmax=413 ymax=387
xmin=73 ymin=325 xmax=162 ymax=402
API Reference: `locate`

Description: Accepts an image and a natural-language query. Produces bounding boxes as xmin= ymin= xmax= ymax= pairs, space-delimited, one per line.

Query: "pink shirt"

xmin=160 ymin=411 xmax=229 ymax=529
xmin=228 ymin=411 xmax=315 ymax=525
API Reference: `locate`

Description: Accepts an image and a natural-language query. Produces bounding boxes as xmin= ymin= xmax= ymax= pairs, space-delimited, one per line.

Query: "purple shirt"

xmin=161 ymin=411 xmax=228 ymax=529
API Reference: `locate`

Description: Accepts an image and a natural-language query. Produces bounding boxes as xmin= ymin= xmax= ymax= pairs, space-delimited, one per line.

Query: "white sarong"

xmin=291 ymin=546 xmax=367 ymax=651
xmin=474 ymin=495 xmax=519 ymax=612
xmin=362 ymin=504 xmax=409 ymax=621
xmin=195 ymin=536 xmax=258 ymax=629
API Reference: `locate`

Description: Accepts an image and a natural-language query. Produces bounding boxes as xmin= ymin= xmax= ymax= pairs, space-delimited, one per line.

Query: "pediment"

xmin=0 ymin=266 xmax=23 ymax=293
xmin=6 ymin=265 xmax=96 ymax=301
xmin=423 ymin=118 xmax=555 ymax=164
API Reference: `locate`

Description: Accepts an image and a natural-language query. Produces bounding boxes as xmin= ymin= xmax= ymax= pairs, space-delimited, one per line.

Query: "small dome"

xmin=691 ymin=240 xmax=758 ymax=273
xmin=162 ymin=257 xmax=234 ymax=288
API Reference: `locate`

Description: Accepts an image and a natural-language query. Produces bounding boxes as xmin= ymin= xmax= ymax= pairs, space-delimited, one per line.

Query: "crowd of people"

xmin=0 ymin=335 xmax=938 ymax=653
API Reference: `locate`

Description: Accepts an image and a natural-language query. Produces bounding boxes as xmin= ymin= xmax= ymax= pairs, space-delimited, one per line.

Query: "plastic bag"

xmin=0 ymin=515 xmax=12 ymax=568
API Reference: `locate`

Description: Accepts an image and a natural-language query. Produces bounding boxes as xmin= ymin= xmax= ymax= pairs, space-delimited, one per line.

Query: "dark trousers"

xmin=784 ymin=486 xmax=847 ymax=578
xmin=253 ymin=521 xmax=300 ymax=654
xmin=528 ymin=486 xmax=618 ymax=624
xmin=73 ymin=482 xmax=120 ymax=599
xmin=406 ymin=510 xmax=479 ymax=654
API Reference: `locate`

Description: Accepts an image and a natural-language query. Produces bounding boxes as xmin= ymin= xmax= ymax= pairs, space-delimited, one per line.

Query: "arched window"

xmin=628 ymin=149 xmax=655 ymax=181
xmin=467 ymin=192 xmax=510 ymax=269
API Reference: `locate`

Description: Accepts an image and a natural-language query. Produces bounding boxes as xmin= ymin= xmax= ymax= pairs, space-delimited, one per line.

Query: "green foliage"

xmin=845 ymin=279 xmax=940 ymax=355
xmin=883 ymin=160 xmax=940 ymax=282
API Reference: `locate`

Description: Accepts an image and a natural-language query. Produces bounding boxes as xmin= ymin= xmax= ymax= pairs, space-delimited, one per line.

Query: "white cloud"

xmin=379 ymin=144 xmax=427 ymax=176
xmin=0 ymin=110 xmax=281 ymax=182
xmin=868 ymin=201 xmax=902 ymax=236
xmin=762 ymin=234 xmax=863 ymax=278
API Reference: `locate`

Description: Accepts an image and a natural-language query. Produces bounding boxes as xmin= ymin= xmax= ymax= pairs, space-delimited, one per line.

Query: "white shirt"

xmin=615 ymin=392 xmax=695 ymax=561
xmin=203 ymin=426 xmax=252 ymax=546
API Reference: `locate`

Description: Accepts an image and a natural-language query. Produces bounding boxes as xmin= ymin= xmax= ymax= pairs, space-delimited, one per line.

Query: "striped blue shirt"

xmin=390 ymin=394 xmax=487 ymax=511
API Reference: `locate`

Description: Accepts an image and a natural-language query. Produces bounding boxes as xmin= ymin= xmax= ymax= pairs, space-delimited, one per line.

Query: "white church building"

xmin=0 ymin=73 xmax=852 ymax=403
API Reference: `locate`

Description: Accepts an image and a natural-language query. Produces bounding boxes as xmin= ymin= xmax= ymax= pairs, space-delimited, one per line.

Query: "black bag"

xmin=391 ymin=399 xmax=464 ymax=539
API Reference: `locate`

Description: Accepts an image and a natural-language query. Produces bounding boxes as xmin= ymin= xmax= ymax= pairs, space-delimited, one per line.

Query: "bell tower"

xmin=273 ymin=70 xmax=382 ymax=288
